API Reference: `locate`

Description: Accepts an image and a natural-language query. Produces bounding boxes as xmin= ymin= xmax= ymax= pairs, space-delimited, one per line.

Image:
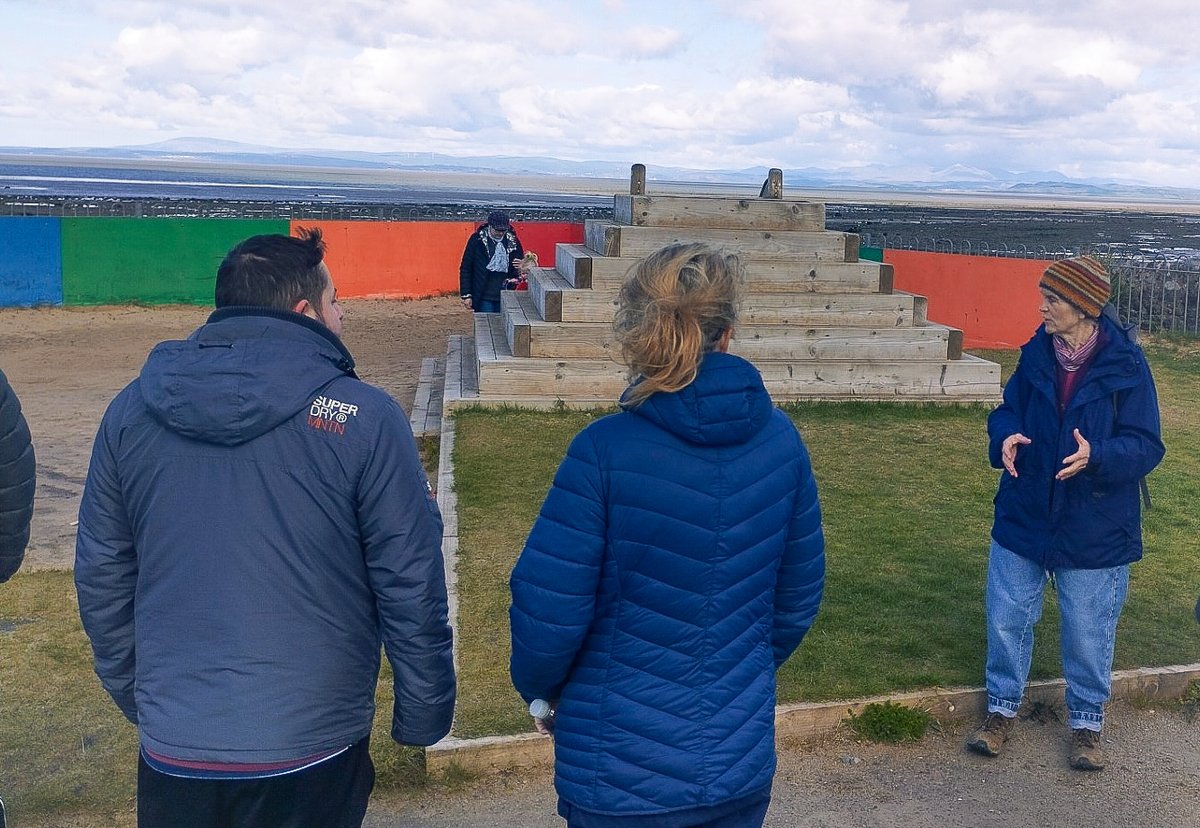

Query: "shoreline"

xmin=4 ymin=154 xmax=1200 ymax=214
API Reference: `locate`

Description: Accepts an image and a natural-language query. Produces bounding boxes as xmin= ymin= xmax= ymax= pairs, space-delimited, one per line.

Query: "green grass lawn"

xmin=3 ymin=341 xmax=1198 ymax=824
xmin=450 ymin=342 xmax=1200 ymax=737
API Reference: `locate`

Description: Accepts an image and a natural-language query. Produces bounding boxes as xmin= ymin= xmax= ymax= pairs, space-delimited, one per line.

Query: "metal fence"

xmin=861 ymin=233 xmax=1200 ymax=337
xmin=0 ymin=196 xmax=613 ymax=223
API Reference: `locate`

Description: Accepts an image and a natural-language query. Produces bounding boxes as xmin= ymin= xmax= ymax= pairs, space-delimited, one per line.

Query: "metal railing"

xmin=861 ymin=233 xmax=1200 ymax=337
xmin=0 ymin=196 xmax=612 ymax=223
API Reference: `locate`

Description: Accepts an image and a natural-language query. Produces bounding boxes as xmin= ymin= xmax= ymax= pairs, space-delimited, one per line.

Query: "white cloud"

xmin=0 ymin=0 xmax=1198 ymax=186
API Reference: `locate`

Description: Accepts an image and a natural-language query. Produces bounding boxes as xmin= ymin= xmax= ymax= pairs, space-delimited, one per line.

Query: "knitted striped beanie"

xmin=1040 ymin=255 xmax=1110 ymax=318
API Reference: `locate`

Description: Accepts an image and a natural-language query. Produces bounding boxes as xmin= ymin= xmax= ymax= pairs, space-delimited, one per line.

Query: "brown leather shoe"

xmin=966 ymin=712 xmax=1016 ymax=757
xmin=1069 ymin=728 xmax=1106 ymax=770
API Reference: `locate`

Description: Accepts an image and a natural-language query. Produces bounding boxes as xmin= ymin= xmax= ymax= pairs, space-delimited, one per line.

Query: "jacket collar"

xmin=1020 ymin=314 xmax=1141 ymax=411
xmin=206 ymin=306 xmax=357 ymax=377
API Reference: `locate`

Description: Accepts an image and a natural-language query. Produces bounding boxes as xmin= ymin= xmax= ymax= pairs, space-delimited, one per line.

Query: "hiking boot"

xmin=1069 ymin=728 xmax=1106 ymax=771
xmin=966 ymin=712 xmax=1016 ymax=757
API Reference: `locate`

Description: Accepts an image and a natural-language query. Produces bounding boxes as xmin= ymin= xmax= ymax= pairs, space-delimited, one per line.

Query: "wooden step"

xmin=557 ymin=243 xmax=891 ymax=293
xmin=731 ymin=324 xmax=963 ymax=361
xmin=614 ymin=194 xmax=825 ymax=231
xmin=502 ymin=307 xmax=962 ymax=361
xmin=473 ymin=337 xmax=999 ymax=403
xmin=741 ymin=292 xmax=926 ymax=327
xmin=529 ymin=266 xmax=618 ymax=323
xmin=501 ymin=289 xmax=614 ymax=358
xmin=585 ymin=221 xmax=859 ymax=262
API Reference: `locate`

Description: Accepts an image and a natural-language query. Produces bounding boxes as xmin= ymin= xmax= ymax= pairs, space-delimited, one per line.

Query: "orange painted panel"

xmin=292 ymin=220 xmax=586 ymax=298
xmin=885 ymin=249 xmax=1050 ymax=350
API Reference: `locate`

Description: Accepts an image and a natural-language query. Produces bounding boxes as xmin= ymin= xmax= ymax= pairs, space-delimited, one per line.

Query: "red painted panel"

xmin=292 ymin=220 xmax=585 ymax=299
xmin=885 ymin=249 xmax=1049 ymax=350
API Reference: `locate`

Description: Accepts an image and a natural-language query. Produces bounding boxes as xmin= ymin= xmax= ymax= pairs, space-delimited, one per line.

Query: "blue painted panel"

xmin=0 ymin=217 xmax=62 ymax=306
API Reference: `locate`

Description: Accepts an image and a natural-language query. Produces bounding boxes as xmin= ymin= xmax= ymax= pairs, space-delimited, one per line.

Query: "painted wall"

xmin=885 ymin=249 xmax=1046 ymax=349
xmin=62 ymin=218 xmax=288 ymax=305
xmin=298 ymin=220 xmax=584 ymax=298
xmin=0 ymin=217 xmax=61 ymax=306
xmin=3 ymin=217 xmax=1044 ymax=350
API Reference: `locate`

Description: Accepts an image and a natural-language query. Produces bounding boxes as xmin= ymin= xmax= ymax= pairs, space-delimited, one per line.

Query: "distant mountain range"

xmin=3 ymin=137 xmax=1199 ymax=202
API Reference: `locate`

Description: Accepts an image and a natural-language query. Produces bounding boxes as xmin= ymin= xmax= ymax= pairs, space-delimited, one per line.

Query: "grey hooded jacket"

xmin=75 ymin=308 xmax=455 ymax=762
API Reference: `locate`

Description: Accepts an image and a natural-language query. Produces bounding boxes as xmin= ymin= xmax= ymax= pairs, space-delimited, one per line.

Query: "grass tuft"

xmin=845 ymin=701 xmax=932 ymax=743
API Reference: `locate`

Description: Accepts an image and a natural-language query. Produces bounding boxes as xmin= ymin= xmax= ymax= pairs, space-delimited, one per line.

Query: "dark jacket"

xmin=1 ymin=368 xmax=36 ymax=582
xmin=459 ymin=225 xmax=524 ymax=305
xmin=988 ymin=315 xmax=1165 ymax=570
xmin=510 ymin=351 xmax=825 ymax=816
xmin=75 ymin=309 xmax=455 ymax=762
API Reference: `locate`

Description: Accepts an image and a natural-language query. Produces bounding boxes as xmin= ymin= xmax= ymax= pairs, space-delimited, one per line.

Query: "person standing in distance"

xmin=75 ymin=228 xmax=455 ymax=828
xmin=967 ymin=255 xmax=1163 ymax=771
xmin=1 ymin=367 xmax=36 ymax=584
xmin=459 ymin=210 xmax=525 ymax=313
xmin=510 ymin=243 xmax=825 ymax=827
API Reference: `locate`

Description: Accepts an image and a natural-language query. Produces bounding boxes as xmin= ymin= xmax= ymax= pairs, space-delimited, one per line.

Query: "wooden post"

xmin=630 ymin=164 xmax=646 ymax=195
xmin=759 ymin=168 xmax=783 ymax=199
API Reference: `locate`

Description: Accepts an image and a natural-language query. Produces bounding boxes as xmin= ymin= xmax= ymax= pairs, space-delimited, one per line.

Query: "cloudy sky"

xmin=2 ymin=0 xmax=1198 ymax=186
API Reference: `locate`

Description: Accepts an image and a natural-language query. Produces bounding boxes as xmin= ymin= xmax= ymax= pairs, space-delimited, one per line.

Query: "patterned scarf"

xmin=1052 ymin=322 xmax=1100 ymax=372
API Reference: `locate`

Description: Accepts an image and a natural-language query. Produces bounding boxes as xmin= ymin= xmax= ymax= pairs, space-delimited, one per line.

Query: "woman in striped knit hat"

xmin=966 ymin=255 xmax=1164 ymax=771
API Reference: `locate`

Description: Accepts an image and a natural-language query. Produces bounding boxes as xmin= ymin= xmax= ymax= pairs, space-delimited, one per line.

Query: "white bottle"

xmin=529 ymin=699 xmax=552 ymax=719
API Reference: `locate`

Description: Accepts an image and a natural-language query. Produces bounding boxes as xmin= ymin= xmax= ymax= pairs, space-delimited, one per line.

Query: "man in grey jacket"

xmin=75 ymin=228 xmax=455 ymax=828
xmin=0 ymin=367 xmax=35 ymax=584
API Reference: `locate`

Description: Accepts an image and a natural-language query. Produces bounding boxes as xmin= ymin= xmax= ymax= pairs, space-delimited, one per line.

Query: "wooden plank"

xmin=473 ymin=351 xmax=1000 ymax=401
xmin=741 ymin=293 xmax=916 ymax=327
xmin=476 ymin=354 xmax=628 ymax=397
xmin=501 ymin=290 xmax=532 ymax=357
xmin=409 ymin=357 xmax=439 ymax=436
xmin=584 ymin=221 xmax=857 ymax=261
xmin=613 ymin=195 xmax=825 ymax=231
xmin=531 ymin=266 xmax=618 ymax=323
xmin=758 ymin=355 xmax=1001 ymax=400
xmin=557 ymin=245 xmax=889 ymax=293
xmin=730 ymin=325 xmax=955 ymax=362
xmin=529 ymin=266 xmax=563 ymax=322
xmin=522 ymin=322 xmax=957 ymax=362
xmin=442 ymin=334 xmax=478 ymax=404
xmin=556 ymin=244 xmax=640 ymax=289
xmin=528 ymin=320 xmax=615 ymax=358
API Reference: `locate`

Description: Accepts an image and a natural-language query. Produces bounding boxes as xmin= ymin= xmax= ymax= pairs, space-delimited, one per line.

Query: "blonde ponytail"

xmin=613 ymin=243 xmax=742 ymax=406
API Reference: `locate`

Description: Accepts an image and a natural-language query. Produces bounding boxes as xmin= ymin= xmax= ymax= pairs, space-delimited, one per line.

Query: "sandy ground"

xmin=369 ymin=704 xmax=1200 ymax=827
xmin=3 ymin=298 xmax=1197 ymax=826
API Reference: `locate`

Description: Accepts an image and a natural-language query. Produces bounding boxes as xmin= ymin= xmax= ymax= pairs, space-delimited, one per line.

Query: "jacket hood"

xmin=624 ymin=351 xmax=774 ymax=447
xmin=138 ymin=308 xmax=356 ymax=447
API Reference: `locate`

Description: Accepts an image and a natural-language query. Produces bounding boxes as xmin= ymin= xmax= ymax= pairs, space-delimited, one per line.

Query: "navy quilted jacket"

xmin=509 ymin=351 xmax=825 ymax=816
xmin=1 ymin=368 xmax=36 ymax=582
xmin=988 ymin=314 xmax=1164 ymax=569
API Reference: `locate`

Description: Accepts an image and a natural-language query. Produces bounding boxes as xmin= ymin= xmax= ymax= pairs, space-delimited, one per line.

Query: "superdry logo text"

xmin=308 ymin=394 xmax=359 ymax=436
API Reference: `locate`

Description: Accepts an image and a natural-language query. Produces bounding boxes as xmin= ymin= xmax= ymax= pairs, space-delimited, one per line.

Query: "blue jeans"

xmin=474 ymin=298 xmax=501 ymax=313
xmin=984 ymin=539 xmax=1129 ymax=731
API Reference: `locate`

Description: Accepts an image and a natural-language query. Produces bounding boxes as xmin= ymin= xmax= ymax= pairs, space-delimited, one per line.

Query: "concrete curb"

xmin=427 ymin=663 xmax=1200 ymax=775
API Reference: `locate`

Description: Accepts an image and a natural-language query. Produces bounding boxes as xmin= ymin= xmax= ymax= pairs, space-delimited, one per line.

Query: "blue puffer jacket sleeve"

xmin=509 ymin=428 xmax=606 ymax=702
xmin=356 ymin=394 xmax=456 ymax=746
xmin=772 ymin=440 xmax=825 ymax=667
xmin=0 ymin=368 xmax=36 ymax=583
xmin=75 ymin=389 xmax=139 ymax=722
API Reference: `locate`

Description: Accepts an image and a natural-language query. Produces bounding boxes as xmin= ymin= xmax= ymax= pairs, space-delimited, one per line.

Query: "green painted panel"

xmin=859 ymin=246 xmax=884 ymax=262
xmin=61 ymin=218 xmax=289 ymax=305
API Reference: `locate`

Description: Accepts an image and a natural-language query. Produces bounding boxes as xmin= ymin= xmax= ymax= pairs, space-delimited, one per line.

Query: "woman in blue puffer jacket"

xmin=509 ymin=243 xmax=826 ymax=828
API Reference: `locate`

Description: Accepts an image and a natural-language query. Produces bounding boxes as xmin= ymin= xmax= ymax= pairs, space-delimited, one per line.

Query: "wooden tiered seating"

xmin=445 ymin=167 xmax=1001 ymax=408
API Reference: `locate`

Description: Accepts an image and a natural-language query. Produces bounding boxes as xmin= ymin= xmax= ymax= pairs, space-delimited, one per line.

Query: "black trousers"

xmin=137 ymin=738 xmax=374 ymax=828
